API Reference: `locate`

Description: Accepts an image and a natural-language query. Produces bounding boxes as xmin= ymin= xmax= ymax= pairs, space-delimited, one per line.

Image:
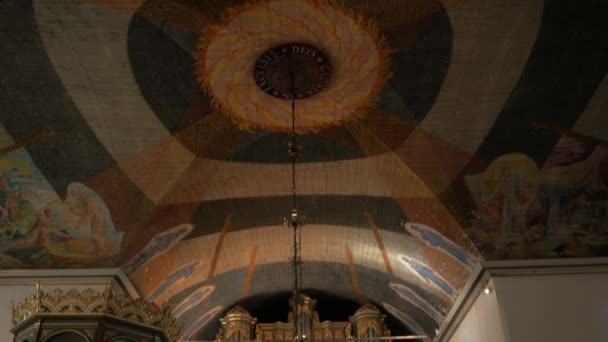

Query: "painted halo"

xmin=195 ymin=0 xmax=390 ymax=133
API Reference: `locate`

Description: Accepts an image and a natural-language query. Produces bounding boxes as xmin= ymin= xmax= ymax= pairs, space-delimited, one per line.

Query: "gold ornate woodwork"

xmin=216 ymin=306 xmax=258 ymax=342
xmin=216 ymin=296 xmax=390 ymax=342
xmin=11 ymin=284 xmax=181 ymax=341
xmin=311 ymin=321 xmax=350 ymax=342
xmin=287 ymin=295 xmax=319 ymax=322
xmin=350 ymin=304 xmax=390 ymax=339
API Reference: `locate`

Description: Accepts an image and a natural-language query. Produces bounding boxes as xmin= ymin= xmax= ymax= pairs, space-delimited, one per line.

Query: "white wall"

xmin=446 ymin=267 xmax=608 ymax=342
xmin=448 ymin=280 xmax=507 ymax=342
xmin=494 ymin=273 xmax=608 ymax=342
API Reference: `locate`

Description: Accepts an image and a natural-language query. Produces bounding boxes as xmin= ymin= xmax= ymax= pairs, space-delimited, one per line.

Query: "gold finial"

xmin=35 ymin=282 xmax=42 ymax=313
xmin=103 ymin=283 xmax=112 ymax=312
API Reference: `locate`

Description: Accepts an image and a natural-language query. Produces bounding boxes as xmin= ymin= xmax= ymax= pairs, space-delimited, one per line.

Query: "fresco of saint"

xmin=465 ymin=136 xmax=608 ymax=259
xmin=0 ymin=149 xmax=124 ymax=267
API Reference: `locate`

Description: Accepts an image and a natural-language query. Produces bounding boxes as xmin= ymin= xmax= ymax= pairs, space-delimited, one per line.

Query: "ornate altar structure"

xmin=216 ymin=295 xmax=390 ymax=342
xmin=11 ymin=284 xmax=180 ymax=342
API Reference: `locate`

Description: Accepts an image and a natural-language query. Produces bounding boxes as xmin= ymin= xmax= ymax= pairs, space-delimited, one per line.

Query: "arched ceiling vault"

xmin=1 ymin=0 xmax=608 ymax=340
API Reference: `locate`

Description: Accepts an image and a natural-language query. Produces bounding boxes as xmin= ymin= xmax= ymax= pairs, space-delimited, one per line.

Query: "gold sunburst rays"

xmin=194 ymin=0 xmax=392 ymax=133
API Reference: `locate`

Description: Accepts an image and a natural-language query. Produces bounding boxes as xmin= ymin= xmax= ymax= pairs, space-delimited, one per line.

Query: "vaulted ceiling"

xmin=1 ymin=0 xmax=607 ymax=340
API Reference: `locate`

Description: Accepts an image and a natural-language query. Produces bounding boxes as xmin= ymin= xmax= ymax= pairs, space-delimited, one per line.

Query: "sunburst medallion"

xmin=195 ymin=0 xmax=390 ymax=133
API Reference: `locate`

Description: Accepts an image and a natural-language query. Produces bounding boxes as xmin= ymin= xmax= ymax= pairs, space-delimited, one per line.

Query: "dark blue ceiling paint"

xmin=127 ymin=13 xmax=198 ymax=133
xmin=0 ymin=0 xmax=116 ymax=192
xmin=170 ymin=261 xmax=441 ymax=340
xmin=386 ymin=5 xmax=452 ymax=122
xmin=474 ymin=0 xmax=608 ymax=166
xmin=187 ymin=195 xmax=408 ymax=239
xmin=228 ymin=130 xmax=364 ymax=163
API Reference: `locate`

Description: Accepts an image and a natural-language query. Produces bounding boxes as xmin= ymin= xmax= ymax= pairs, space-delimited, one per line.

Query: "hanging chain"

xmin=288 ymin=70 xmax=304 ymax=341
xmin=291 ymin=71 xmax=297 ymax=215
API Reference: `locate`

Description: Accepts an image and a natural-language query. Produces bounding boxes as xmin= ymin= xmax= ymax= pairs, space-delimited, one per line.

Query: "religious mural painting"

xmin=0 ymin=149 xmax=123 ymax=267
xmin=404 ymin=223 xmax=478 ymax=270
xmin=148 ymin=260 xmax=202 ymax=302
xmin=172 ymin=285 xmax=216 ymax=318
xmin=389 ymin=282 xmax=446 ymax=325
xmin=2 ymin=0 xmax=607 ymax=340
xmin=398 ymin=255 xmax=457 ymax=301
xmin=382 ymin=303 xmax=426 ymax=337
xmin=465 ymin=136 xmax=608 ymax=259
xmin=180 ymin=305 xmax=224 ymax=340
xmin=122 ymin=224 xmax=193 ymax=274
xmin=396 ymin=222 xmax=479 ymax=320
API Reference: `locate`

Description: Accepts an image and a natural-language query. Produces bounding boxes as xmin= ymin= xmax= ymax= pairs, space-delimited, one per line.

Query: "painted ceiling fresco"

xmin=1 ymin=0 xmax=607 ymax=339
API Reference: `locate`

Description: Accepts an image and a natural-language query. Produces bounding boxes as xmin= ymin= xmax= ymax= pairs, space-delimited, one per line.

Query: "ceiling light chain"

xmin=284 ymin=69 xmax=306 ymax=342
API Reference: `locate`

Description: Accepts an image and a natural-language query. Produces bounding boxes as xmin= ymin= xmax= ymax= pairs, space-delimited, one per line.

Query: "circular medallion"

xmin=195 ymin=0 xmax=390 ymax=133
xmin=253 ymin=43 xmax=331 ymax=99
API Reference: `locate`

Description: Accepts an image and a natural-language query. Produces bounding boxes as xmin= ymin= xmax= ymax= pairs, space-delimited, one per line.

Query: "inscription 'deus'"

xmin=253 ymin=43 xmax=331 ymax=100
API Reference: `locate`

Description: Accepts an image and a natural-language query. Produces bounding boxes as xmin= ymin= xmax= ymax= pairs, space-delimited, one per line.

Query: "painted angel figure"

xmin=64 ymin=183 xmax=124 ymax=257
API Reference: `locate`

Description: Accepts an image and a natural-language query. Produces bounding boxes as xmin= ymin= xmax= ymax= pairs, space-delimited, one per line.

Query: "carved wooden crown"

xmin=12 ymin=284 xmax=181 ymax=340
